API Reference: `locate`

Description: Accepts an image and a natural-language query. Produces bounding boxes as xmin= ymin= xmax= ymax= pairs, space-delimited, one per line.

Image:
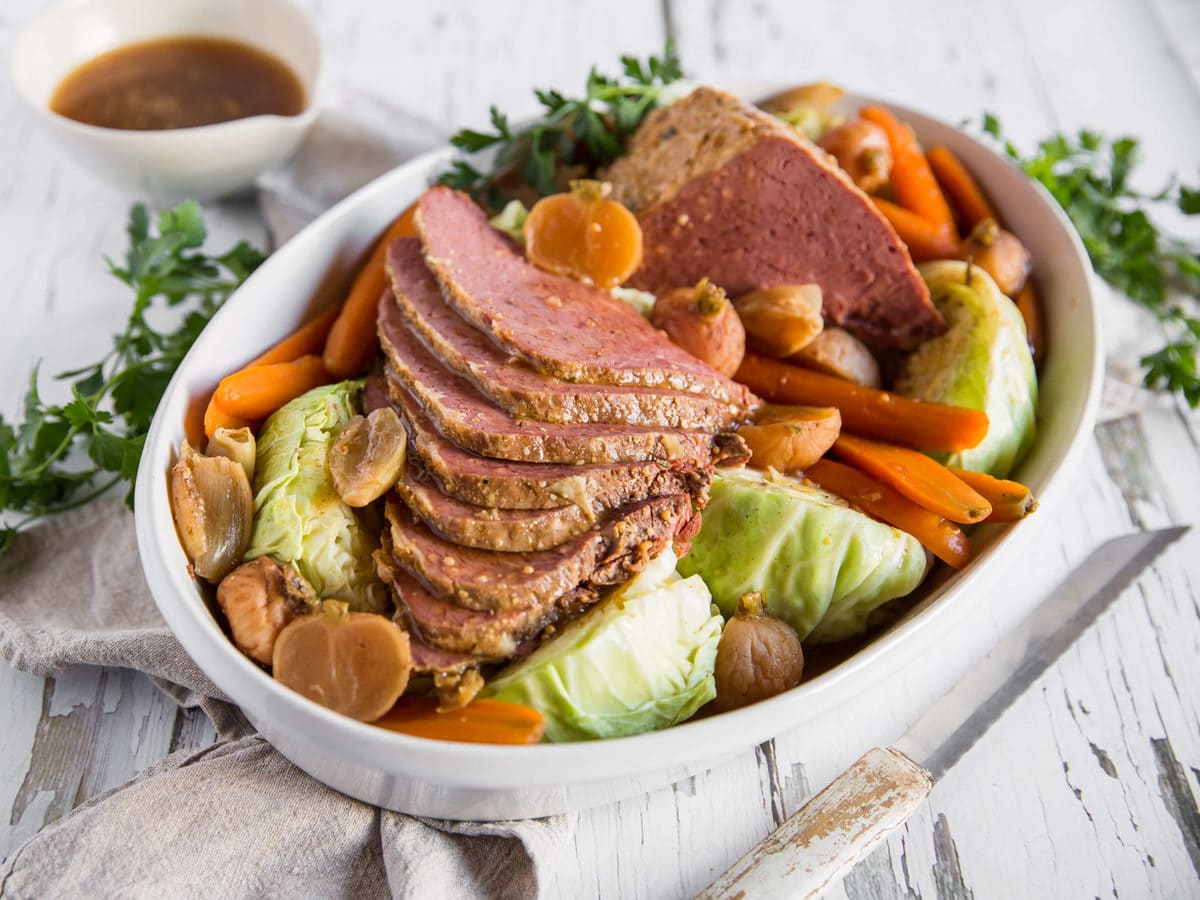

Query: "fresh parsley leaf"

xmin=0 ymin=202 xmax=264 ymax=554
xmin=438 ymin=40 xmax=684 ymax=210
xmin=986 ymin=119 xmax=1200 ymax=407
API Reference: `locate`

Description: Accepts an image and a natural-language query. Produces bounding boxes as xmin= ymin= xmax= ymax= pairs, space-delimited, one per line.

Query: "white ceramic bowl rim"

xmin=135 ymin=87 xmax=1103 ymax=791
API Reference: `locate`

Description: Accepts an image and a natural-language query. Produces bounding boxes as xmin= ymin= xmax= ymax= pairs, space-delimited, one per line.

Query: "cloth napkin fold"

xmin=0 ymin=89 xmax=572 ymax=899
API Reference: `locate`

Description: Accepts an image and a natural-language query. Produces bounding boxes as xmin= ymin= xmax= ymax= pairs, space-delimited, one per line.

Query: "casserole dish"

xmin=135 ymin=89 xmax=1101 ymax=820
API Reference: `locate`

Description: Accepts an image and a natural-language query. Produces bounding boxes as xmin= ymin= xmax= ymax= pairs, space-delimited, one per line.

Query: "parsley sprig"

xmin=0 ymin=202 xmax=264 ymax=555
xmin=439 ymin=42 xmax=684 ymax=209
xmin=984 ymin=116 xmax=1200 ymax=406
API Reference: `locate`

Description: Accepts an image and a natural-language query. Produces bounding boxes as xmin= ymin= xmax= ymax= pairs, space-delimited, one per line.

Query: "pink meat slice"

xmin=415 ymin=186 xmax=753 ymax=406
xmin=386 ymin=237 xmax=744 ymax=430
xmin=378 ymin=288 xmax=725 ymax=466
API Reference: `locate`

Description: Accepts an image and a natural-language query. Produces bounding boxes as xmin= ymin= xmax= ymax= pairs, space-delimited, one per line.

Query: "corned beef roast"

xmin=370 ymin=188 xmax=752 ymax=697
xmin=604 ymin=87 xmax=944 ymax=350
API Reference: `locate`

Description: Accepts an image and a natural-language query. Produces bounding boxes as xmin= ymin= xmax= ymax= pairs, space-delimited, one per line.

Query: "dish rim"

xmin=134 ymin=86 xmax=1103 ymax=788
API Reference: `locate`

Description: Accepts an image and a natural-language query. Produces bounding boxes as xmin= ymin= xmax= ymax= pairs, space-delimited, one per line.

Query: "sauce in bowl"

xmin=50 ymin=36 xmax=305 ymax=131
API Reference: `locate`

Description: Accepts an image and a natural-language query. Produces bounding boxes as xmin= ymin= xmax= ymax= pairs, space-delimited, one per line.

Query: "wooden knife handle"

xmin=697 ymin=747 xmax=933 ymax=900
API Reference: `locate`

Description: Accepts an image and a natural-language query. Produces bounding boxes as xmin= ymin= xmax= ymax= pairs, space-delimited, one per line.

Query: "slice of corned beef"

xmin=393 ymin=459 xmax=594 ymax=552
xmin=384 ymin=493 xmax=691 ymax=613
xmin=378 ymin=288 xmax=728 ymax=466
xmin=390 ymin=378 xmax=719 ymax=512
xmin=386 ymin=237 xmax=744 ymax=430
xmin=378 ymin=534 xmax=592 ymax=658
xmin=415 ymin=186 xmax=753 ymax=405
xmin=604 ymin=87 xmax=943 ymax=350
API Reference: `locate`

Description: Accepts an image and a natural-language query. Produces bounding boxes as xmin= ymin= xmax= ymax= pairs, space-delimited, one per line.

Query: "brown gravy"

xmin=50 ymin=36 xmax=305 ymax=131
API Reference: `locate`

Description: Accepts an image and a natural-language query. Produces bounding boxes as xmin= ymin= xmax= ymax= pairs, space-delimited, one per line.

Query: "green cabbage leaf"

xmin=677 ymin=468 xmax=927 ymax=643
xmin=895 ymin=261 xmax=1038 ymax=478
xmin=482 ymin=548 xmax=722 ymax=742
xmin=246 ymin=380 xmax=388 ymax=614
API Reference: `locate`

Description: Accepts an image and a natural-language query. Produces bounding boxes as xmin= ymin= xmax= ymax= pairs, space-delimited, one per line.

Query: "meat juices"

xmin=371 ymin=189 xmax=752 ymax=691
xmin=604 ymin=87 xmax=944 ymax=351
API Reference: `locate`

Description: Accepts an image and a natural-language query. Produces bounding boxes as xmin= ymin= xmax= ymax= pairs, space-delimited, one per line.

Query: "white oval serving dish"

xmin=135 ymin=89 xmax=1102 ymax=820
xmin=10 ymin=0 xmax=323 ymax=199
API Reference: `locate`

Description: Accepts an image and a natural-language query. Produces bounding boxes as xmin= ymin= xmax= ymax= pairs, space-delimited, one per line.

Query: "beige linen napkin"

xmin=0 ymin=89 xmax=572 ymax=899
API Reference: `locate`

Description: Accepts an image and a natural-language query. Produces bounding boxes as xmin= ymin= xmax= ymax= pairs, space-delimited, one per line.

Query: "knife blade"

xmin=697 ymin=526 xmax=1188 ymax=900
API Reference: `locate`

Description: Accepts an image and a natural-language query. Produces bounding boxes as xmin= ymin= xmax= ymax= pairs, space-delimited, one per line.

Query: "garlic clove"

xmin=169 ymin=440 xmax=254 ymax=582
xmin=328 ymin=407 xmax=407 ymax=507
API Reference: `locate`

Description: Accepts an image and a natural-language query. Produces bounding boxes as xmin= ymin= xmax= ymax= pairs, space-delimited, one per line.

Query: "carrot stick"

xmin=203 ymin=397 xmax=252 ymax=441
xmin=927 ymin=146 xmax=996 ymax=232
xmin=214 ymin=354 xmax=331 ymax=420
xmin=859 ymin=105 xmax=956 ymax=233
xmin=735 ymin=353 xmax=989 ymax=453
xmin=248 ymin=304 xmax=342 ymax=368
xmin=323 ymin=204 xmax=419 ymax=378
xmin=1015 ymin=283 xmax=1045 ymax=367
xmin=374 ymin=696 xmax=546 ymax=745
xmin=948 ymin=467 xmax=1039 ymax=522
xmin=806 ymin=458 xmax=970 ymax=568
xmin=871 ymin=197 xmax=960 ymax=262
xmin=832 ymin=433 xmax=992 ymax=524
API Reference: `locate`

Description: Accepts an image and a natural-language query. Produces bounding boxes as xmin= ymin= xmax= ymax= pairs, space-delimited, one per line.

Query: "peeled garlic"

xmin=328 ymin=407 xmax=407 ymax=507
xmin=169 ymin=441 xmax=253 ymax=582
xmin=733 ymin=284 xmax=824 ymax=358
xmin=206 ymin=426 xmax=256 ymax=483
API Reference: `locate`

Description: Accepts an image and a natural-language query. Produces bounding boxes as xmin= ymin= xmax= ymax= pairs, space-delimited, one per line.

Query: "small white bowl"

xmin=10 ymin=0 xmax=322 ymax=199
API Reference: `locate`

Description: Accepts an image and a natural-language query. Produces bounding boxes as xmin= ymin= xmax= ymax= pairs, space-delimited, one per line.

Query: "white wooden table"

xmin=3 ymin=1 xmax=1199 ymax=897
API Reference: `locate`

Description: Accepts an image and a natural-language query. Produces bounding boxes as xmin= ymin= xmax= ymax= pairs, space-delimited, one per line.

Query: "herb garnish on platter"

xmin=984 ymin=116 xmax=1200 ymax=406
xmin=0 ymin=202 xmax=264 ymax=555
xmin=438 ymin=42 xmax=683 ymax=210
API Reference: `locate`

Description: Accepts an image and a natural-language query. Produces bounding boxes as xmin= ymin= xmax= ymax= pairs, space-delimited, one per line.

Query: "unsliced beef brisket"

xmin=604 ymin=87 xmax=943 ymax=350
xmin=386 ymin=237 xmax=744 ymax=430
xmin=415 ymin=186 xmax=753 ymax=405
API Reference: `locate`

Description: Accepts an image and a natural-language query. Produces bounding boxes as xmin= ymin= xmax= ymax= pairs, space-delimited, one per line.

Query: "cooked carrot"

xmin=859 ymin=105 xmax=956 ymax=233
xmin=927 ymin=146 xmax=996 ymax=232
xmin=214 ymin=354 xmax=331 ymax=420
xmin=832 ymin=433 xmax=991 ymax=524
xmin=323 ymin=204 xmax=419 ymax=378
xmin=948 ymin=467 xmax=1039 ymax=522
xmin=871 ymin=197 xmax=960 ymax=262
xmin=806 ymin=458 xmax=970 ymax=568
xmin=374 ymin=696 xmax=546 ymax=745
xmin=248 ymin=304 xmax=342 ymax=368
xmin=735 ymin=353 xmax=989 ymax=453
xmin=202 ymin=396 xmax=252 ymax=442
xmin=1015 ymin=283 xmax=1045 ymax=367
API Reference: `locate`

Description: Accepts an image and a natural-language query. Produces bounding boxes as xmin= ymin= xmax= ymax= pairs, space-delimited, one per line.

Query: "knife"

xmin=697 ymin=526 xmax=1188 ymax=900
